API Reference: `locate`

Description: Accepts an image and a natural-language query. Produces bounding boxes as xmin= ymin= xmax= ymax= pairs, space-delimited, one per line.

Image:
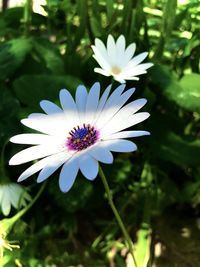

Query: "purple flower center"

xmin=66 ymin=124 xmax=99 ymax=151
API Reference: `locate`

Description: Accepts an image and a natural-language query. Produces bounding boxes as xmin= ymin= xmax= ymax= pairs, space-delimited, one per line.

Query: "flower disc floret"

xmin=66 ymin=124 xmax=99 ymax=151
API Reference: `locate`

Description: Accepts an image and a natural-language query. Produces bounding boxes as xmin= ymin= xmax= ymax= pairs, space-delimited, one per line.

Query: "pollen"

xmin=111 ymin=66 xmax=121 ymax=75
xmin=66 ymin=124 xmax=99 ymax=151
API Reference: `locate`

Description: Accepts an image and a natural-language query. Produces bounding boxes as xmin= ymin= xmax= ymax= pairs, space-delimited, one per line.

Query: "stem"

xmin=99 ymin=166 xmax=138 ymax=267
xmin=23 ymin=0 xmax=32 ymax=35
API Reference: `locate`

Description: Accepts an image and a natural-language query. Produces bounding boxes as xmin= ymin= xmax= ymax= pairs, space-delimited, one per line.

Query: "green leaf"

xmin=148 ymin=111 xmax=200 ymax=167
xmin=0 ymin=38 xmax=32 ymax=80
xmin=90 ymin=17 xmax=103 ymax=37
xmin=13 ymin=74 xmax=83 ymax=107
xmin=3 ymin=6 xmax=46 ymax=30
xmin=33 ymin=38 xmax=65 ymax=75
xmin=73 ymin=0 xmax=87 ymax=48
xmin=153 ymin=0 xmax=177 ymax=59
xmin=121 ymin=0 xmax=132 ymax=36
xmin=106 ymin=0 xmax=114 ymax=23
xmin=151 ymin=131 xmax=200 ymax=167
xmin=178 ymin=73 xmax=200 ymax=113
xmin=150 ymin=64 xmax=181 ymax=95
xmin=0 ymin=16 xmax=8 ymax=36
xmin=151 ymin=66 xmax=200 ymax=113
xmin=0 ymin=87 xmax=20 ymax=142
xmin=3 ymin=7 xmax=23 ymax=29
xmin=162 ymin=0 xmax=177 ymax=38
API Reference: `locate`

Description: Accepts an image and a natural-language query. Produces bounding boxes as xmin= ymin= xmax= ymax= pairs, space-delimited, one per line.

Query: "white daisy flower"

xmin=0 ymin=182 xmax=31 ymax=216
xmin=9 ymin=83 xmax=150 ymax=193
xmin=91 ymin=35 xmax=153 ymax=83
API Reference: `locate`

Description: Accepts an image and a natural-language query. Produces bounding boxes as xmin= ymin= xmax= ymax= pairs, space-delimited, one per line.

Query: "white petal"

xmin=122 ymin=63 xmax=153 ymax=77
xmin=97 ymin=88 xmax=135 ymax=128
xmin=120 ymin=76 xmax=140 ymax=81
xmin=9 ymin=184 xmax=21 ymax=208
xmin=113 ymin=76 xmax=126 ymax=83
xmin=107 ymin=35 xmax=116 ymax=65
xmin=40 ymin=100 xmax=63 ymax=115
xmin=123 ymin=43 xmax=136 ymax=64
xmin=79 ymin=154 xmax=98 ymax=180
xmin=116 ymin=35 xmax=126 ymax=65
xmin=92 ymin=46 xmax=110 ymax=71
xmin=59 ymin=89 xmax=79 ymax=126
xmin=120 ymin=72 xmax=147 ymax=80
xmin=116 ymin=35 xmax=125 ymax=53
xmin=2 ymin=191 xmax=11 ymax=216
xmin=75 ymin=85 xmax=88 ymax=122
xmin=94 ymin=38 xmax=108 ymax=60
xmin=59 ymin=89 xmax=75 ymax=111
xmin=102 ymin=139 xmax=137 ymax=152
xmin=85 ymin=82 xmax=100 ymax=123
xmin=95 ymin=84 xmax=126 ymax=126
xmin=9 ymin=144 xmax=62 ymax=165
xmin=10 ymin=133 xmax=55 ymax=145
xmin=59 ymin=157 xmax=79 ymax=193
xmin=28 ymin=113 xmax=46 ymax=119
xmin=100 ymin=98 xmax=147 ymax=137
xmin=94 ymin=84 xmax=112 ymax=123
xmin=21 ymin=114 xmax=66 ymax=135
xmin=126 ymin=52 xmax=148 ymax=68
xmin=17 ymin=153 xmax=67 ymax=182
xmin=126 ymin=99 xmax=147 ymax=114
xmin=96 ymin=84 xmax=112 ymax=112
xmin=89 ymin=145 xmax=113 ymax=164
xmin=101 ymin=112 xmax=150 ymax=136
xmin=0 ymin=188 xmax=3 ymax=204
xmin=94 ymin=68 xmax=110 ymax=77
xmin=103 ymin=130 xmax=150 ymax=140
xmin=107 ymin=83 xmax=126 ymax=100
xmin=37 ymin=153 xmax=71 ymax=183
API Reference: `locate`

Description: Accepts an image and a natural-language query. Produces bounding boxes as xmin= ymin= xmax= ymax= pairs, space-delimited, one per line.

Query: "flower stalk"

xmin=23 ymin=0 xmax=32 ymax=35
xmin=99 ymin=166 xmax=138 ymax=267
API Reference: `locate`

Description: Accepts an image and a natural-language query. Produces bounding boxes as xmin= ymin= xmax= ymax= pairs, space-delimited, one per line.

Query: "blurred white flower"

xmin=0 ymin=183 xmax=31 ymax=216
xmin=91 ymin=35 xmax=153 ymax=83
xmin=9 ymin=83 xmax=150 ymax=192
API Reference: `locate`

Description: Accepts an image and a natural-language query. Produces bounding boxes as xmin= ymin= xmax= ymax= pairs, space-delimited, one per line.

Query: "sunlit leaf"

xmin=0 ymin=38 xmax=32 ymax=80
xmin=178 ymin=73 xmax=200 ymax=113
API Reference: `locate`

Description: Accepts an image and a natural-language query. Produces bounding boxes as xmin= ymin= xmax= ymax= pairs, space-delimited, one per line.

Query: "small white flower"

xmin=9 ymin=83 xmax=150 ymax=192
xmin=0 ymin=183 xmax=31 ymax=216
xmin=91 ymin=35 xmax=153 ymax=83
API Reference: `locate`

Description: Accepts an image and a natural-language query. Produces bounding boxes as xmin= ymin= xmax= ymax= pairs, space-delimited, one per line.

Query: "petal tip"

xmin=9 ymin=156 xmax=17 ymax=166
xmin=17 ymin=177 xmax=23 ymax=182
xmin=9 ymin=136 xmax=15 ymax=143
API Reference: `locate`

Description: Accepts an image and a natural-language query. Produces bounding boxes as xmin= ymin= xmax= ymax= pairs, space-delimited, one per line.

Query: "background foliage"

xmin=0 ymin=0 xmax=200 ymax=266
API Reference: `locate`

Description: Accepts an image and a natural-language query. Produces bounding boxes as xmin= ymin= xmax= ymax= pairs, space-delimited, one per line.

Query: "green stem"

xmin=99 ymin=166 xmax=138 ymax=267
xmin=23 ymin=0 xmax=32 ymax=35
